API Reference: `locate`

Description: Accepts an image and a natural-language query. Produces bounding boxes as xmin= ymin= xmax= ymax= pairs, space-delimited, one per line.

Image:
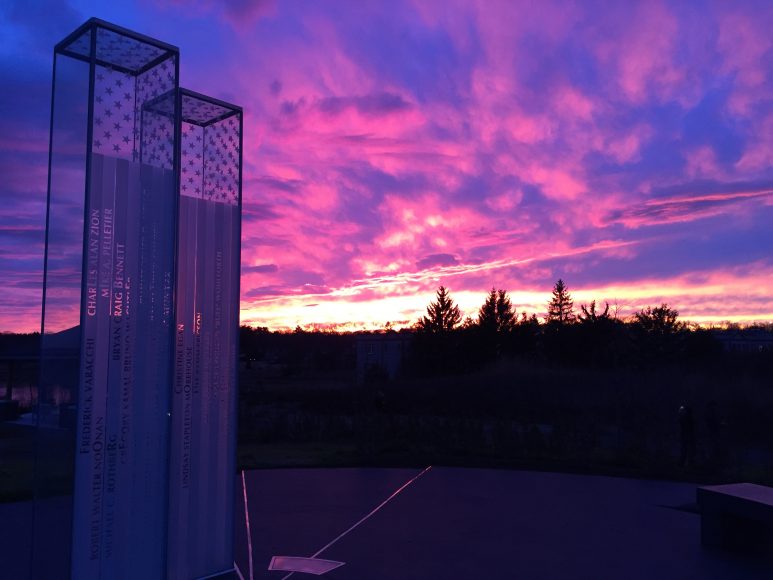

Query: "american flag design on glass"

xmin=91 ymin=57 xmax=176 ymax=169
xmin=180 ymin=96 xmax=240 ymax=206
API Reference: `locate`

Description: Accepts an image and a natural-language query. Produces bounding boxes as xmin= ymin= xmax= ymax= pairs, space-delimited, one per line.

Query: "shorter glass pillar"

xmin=165 ymin=89 xmax=242 ymax=580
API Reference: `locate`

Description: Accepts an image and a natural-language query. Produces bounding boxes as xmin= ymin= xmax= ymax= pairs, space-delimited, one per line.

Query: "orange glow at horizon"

xmin=240 ymin=265 xmax=773 ymax=332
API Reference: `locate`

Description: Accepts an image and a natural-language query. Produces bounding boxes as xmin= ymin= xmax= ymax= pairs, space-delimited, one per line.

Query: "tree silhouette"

xmin=634 ymin=303 xmax=684 ymax=335
xmin=478 ymin=288 xmax=498 ymax=333
xmin=496 ymin=289 xmax=516 ymax=332
xmin=417 ymin=286 xmax=462 ymax=333
xmin=575 ymin=300 xmax=625 ymax=368
xmin=546 ymin=279 xmax=575 ymax=325
xmin=578 ymin=300 xmax=610 ymax=324
xmin=632 ymin=303 xmax=685 ymax=365
xmin=509 ymin=311 xmax=540 ymax=354
xmin=477 ymin=288 xmax=516 ymax=333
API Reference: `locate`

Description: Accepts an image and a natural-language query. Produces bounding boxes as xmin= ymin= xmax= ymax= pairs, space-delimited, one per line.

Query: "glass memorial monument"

xmin=165 ymin=89 xmax=242 ymax=580
xmin=35 ymin=18 xmax=242 ymax=580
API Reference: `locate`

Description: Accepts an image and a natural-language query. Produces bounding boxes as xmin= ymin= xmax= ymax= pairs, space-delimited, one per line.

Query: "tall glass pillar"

xmin=36 ymin=18 xmax=179 ymax=579
xmin=164 ymin=89 xmax=242 ymax=580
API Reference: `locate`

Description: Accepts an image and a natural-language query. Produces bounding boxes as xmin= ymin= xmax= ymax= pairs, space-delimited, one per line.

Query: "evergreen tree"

xmin=478 ymin=288 xmax=516 ymax=333
xmin=477 ymin=288 xmax=499 ymax=333
xmin=546 ymin=279 xmax=575 ymax=324
xmin=417 ymin=286 xmax=462 ymax=333
xmin=496 ymin=289 xmax=516 ymax=332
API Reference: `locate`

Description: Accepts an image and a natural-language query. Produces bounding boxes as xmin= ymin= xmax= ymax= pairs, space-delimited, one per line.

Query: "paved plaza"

xmin=235 ymin=467 xmax=773 ymax=579
xmin=2 ymin=467 xmax=772 ymax=579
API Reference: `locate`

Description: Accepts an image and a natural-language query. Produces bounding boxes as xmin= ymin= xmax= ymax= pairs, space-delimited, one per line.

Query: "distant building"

xmin=711 ymin=328 xmax=773 ymax=353
xmin=355 ymin=333 xmax=412 ymax=384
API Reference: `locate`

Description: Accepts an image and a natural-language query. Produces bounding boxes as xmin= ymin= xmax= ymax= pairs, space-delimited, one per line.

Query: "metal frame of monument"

xmin=35 ymin=18 xmax=241 ymax=580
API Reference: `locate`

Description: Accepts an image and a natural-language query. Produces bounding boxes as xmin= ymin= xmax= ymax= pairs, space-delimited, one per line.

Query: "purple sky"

xmin=1 ymin=0 xmax=772 ymax=332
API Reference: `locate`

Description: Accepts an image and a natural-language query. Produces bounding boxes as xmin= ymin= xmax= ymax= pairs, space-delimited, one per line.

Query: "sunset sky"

xmin=1 ymin=0 xmax=772 ymax=332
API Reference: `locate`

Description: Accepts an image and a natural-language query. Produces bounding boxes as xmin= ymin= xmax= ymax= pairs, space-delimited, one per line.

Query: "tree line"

xmin=409 ymin=279 xmax=722 ymax=375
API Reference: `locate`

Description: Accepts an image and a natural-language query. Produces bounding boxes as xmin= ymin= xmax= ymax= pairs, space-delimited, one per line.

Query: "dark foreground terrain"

xmin=2 ymin=467 xmax=772 ymax=579
xmin=238 ymin=353 xmax=773 ymax=487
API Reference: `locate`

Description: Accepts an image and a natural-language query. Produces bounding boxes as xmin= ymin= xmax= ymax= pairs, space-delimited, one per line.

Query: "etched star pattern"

xmin=181 ymin=95 xmax=232 ymax=126
xmin=96 ymin=28 xmax=166 ymax=71
xmin=203 ymin=116 xmax=240 ymax=206
xmin=68 ymin=26 xmax=239 ymax=189
xmin=65 ymin=31 xmax=91 ymax=58
xmin=91 ymin=57 xmax=176 ymax=168
xmin=180 ymin=115 xmax=240 ymax=205
xmin=181 ymin=122 xmax=205 ymax=199
xmin=65 ymin=27 xmax=167 ymax=73
xmin=137 ymin=59 xmax=176 ymax=170
xmin=92 ymin=65 xmax=136 ymax=160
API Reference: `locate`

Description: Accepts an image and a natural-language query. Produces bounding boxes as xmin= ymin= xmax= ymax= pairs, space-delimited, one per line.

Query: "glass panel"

xmin=35 ymin=21 xmax=179 ymax=580
xmin=70 ymin=51 xmax=178 ymax=580
xmin=32 ymin=48 xmax=90 ymax=580
xmin=95 ymin=27 xmax=168 ymax=72
xmin=182 ymin=93 xmax=232 ymax=126
xmin=168 ymin=94 xmax=241 ymax=579
xmin=59 ymin=29 xmax=91 ymax=60
xmin=61 ymin=23 xmax=174 ymax=74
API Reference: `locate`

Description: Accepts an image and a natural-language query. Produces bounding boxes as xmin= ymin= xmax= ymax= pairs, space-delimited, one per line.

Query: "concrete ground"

xmin=235 ymin=467 xmax=773 ymax=580
xmin=2 ymin=467 xmax=771 ymax=579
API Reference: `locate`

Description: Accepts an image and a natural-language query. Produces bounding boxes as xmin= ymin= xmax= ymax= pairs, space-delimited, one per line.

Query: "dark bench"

xmin=697 ymin=483 xmax=773 ymax=553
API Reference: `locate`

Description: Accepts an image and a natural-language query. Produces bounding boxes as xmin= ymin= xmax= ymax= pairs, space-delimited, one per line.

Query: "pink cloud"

xmin=685 ymin=146 xmax=722 ymax=180
xmin=735 ymin=113 xmax=773 ymax=173
xmin=600 ymin=2 xmax=685 ymax=103
xmin=553 ymin=85 xmax=595 ymax=122
xmin=485 ymin=190 xmax=523 ymax=212
xmin=525 ymin=164 xmax=586 ymax=201
xmin=716 ymin=9 xmax=773 ymax=116
xmin=608 ymin=188 xmax=773 ymax=229
xmin=501 ymin=110 xmax=555 ymax=145
xmin=601 ymin=124 xmax=654 ymax=164
xmin=373 ymin=193 xmax=484 ymax=263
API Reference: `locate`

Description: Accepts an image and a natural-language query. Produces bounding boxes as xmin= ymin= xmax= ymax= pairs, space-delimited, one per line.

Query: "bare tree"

xmin=578 ymin=300 xmax=610 ymax=324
